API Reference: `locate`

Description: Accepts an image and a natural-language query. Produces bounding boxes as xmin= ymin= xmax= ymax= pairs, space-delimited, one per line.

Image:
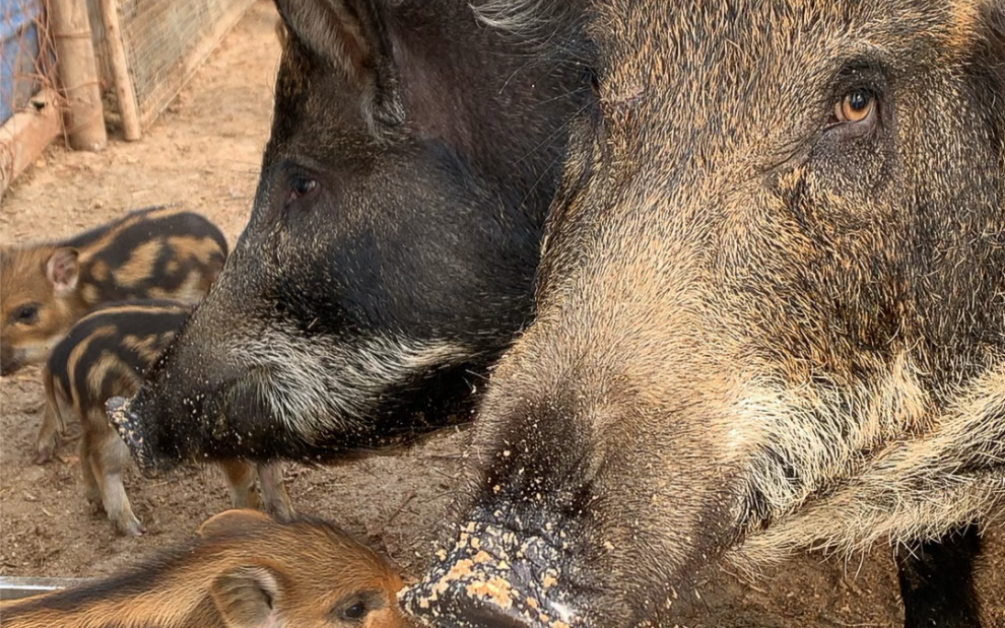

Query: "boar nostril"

xmin=402 ymin=584 xmax=537 ymax=628
xmin=106 ymin=396 xmax=127 ymax=413
xmin=448 ymin=601 xmax=534 ymax=628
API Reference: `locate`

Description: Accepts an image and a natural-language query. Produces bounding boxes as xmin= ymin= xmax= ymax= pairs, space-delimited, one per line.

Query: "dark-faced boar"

xmin=0 ymin=509 xmax=415 ymax=628
xmin=402 ymin=2 xmax=1005 ymax=627
xmin=42 ymin=301 xmax=291 ymax=536
xmin=0 ymin=205 xmax=227 ymax=375
xmin=111 ymin=0 xmax=590 ymax=468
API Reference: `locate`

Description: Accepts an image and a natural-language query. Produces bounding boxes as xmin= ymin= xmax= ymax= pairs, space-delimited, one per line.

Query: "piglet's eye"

xmin=286 ymin=176 xmax=318 ymax=203
xmin=14 ymin=304 xmax=39 ymax=325
xmin=835 ymin=89 xmax=876 ymax=124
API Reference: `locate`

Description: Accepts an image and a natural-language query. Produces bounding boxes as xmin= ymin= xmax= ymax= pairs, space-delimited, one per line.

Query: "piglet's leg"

xmin=34 ymin=398 xmax=61 ymax=465
xmin=219 ymin=460 xmax=262 ymax=511
xmin=257 ymin=463 xmax=295 ymax=522
xmin=88 ymin=410 xmax=144 ymax=536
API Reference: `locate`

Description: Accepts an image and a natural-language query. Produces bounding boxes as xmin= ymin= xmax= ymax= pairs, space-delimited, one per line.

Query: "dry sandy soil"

xmin=0 ymin=2 xmax=1002 ymax=626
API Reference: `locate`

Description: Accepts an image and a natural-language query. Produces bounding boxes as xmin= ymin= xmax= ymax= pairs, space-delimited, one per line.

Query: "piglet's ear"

xmin=45 ymin=248 xmax=79 ymax=297
xmin=274 ymin=0 xmax=403 ymax=127
xmin=198 ymin=509 xmax=275 ymax=539
xmin=211 ymin=566 xmax=280 ymax=628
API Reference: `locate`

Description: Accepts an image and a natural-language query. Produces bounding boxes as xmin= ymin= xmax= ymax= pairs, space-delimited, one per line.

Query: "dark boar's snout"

xmin=109 ymin=396 xmax=197 ymax=474
xmin=107 ymin=395 xmax=163 ymax=474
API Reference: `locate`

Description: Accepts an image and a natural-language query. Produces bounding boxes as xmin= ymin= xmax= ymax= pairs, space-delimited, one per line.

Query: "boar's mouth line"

xmin=115 ymin=319 xmax=492 ymax=469
xmin=241 ymin=331 xmax=476 ymax=438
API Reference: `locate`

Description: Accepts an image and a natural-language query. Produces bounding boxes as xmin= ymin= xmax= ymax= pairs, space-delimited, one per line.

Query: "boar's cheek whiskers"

xmin=243 ymin=329 xmax=474 ymax=439
xmin=716 ymin=355 xmax=932 ymax=539
xmin=735 ymin=357 xmax=1005 ymax=565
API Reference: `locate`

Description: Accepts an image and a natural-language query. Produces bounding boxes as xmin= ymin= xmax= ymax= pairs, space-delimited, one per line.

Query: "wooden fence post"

xmin=49 ymin=0 xmax=107 ymax=151
xmin=98 ymin=0 xmax=141 ymax=141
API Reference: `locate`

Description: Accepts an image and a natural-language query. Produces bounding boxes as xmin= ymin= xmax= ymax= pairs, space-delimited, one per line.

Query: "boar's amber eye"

xmin=835 ymin=89 xmax=875 ymax=123
xmin=287 ymin=176 xmax=318 ymax=202
xmin=13 ymin=303 xmax=39 ymax=325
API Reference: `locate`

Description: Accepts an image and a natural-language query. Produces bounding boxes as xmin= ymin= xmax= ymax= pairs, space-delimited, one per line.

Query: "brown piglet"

xmin=40 ymin=300 xmax=291 ymax=536
xmin=0 ymin=509 xmax=416 ymax=628
xmin=0 ymin=205 xmax=227 ymax=376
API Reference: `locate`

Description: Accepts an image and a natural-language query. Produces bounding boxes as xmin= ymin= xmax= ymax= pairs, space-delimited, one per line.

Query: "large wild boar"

xmin=110 ymin=0 xmax=589 ymax=467
xmin=402 ymin=1 xmax=1005 ymax=627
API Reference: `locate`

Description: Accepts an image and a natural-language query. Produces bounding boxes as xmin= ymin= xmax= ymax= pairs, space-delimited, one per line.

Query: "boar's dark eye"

xmin=834 ymin=88 xmax=876 ymax=124
xmin=341 ymin=600 xmax=367 ymax=620
xmin=286 ymin=176 xmax=318 ymax=204
xmin=13 ymin=303 xmax=39 ymax=325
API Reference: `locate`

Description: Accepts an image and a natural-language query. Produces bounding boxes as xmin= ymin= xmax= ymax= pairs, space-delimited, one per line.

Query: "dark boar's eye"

xmin=834 ymin=89 xmax=876 ymax=124
xmin=286 ymin=176 xmax=318 ymax=203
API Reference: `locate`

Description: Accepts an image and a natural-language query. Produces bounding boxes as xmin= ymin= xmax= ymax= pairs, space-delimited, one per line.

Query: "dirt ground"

xmin=0 ymin=2 xmax=1002 ymax=626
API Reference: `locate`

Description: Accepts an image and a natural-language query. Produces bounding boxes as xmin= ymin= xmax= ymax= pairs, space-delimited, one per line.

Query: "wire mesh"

xmin=96 ymin=0 xmax=254 ymax=127
xmin=1 ymin=0 xmax=56 ymax=125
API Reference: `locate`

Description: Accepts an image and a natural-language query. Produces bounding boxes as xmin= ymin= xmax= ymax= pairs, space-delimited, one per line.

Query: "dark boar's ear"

xmin=273 ymin=0 xmax=403 ymax=128
xmin=971 ymin=2 xmax=1005 ymax=69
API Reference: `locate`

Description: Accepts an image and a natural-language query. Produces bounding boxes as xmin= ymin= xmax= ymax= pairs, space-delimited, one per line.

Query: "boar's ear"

xmin=274 ymin=0 xmax=402 ymax=128
xmin=274 ymin=17 xmax=288 ymax=49
xmin=198 ymin=509 xmax=275 ymax=538
xmin=210 ymin=566 xmax=281 ymax=628
xmin=45 ymin=248 xmax=79 ymax=297
xmin=970 ymin=2 xmax=1005 ymax=63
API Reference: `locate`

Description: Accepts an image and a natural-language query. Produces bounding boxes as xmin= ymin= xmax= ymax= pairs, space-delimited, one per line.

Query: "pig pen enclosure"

xmin=0 ymin=2 xmax=1003 ymax=626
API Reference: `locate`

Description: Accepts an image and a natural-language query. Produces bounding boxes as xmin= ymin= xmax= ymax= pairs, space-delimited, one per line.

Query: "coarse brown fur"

xmin=0 ymin=509 xmax=413 ymax=628
xmin=404 ymin=1 xmax=1005 ymax=627
xmin=0 ymin=205 xmax=227 ymax=375
xmin=42 ymin=301 xmax=292 ymax=536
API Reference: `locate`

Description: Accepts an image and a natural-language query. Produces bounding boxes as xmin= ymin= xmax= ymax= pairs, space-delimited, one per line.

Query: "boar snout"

xmin=107 ymin=395 xmax=161 ymax=475
xmin=402 ymin=516 xmax=583 ymax=628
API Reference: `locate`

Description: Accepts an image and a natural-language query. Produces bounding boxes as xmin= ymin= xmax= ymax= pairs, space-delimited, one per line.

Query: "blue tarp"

xmin=1 ymin=0 xmax=44 ymax=124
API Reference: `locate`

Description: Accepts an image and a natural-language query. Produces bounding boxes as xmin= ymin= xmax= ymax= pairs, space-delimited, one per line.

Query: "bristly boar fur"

xmin=402 ymin=2 xmax=1005 ymax=627
xmin=0 ymin=509 xmax=413 ymax=628
xmin=42 ymin=301 xmax=292 ymax=536
xmin=0 ymin=205 xmax=227 ymax=375
xmin=112 ymin=0 xmax=592 ymax=471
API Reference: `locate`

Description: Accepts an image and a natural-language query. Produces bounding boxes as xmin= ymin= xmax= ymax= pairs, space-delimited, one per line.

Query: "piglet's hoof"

xmin=117 ymin=517 xmax=147 ymax=537
xmin=33 ymin=448 xmax=53 ymax=465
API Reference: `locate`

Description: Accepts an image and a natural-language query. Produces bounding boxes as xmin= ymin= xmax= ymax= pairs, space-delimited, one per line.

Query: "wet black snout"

xmin=107 ymin=395 xmax=163 ymax=476
xmin=400 ymin=518 xmax=581 ymax=628
xmin=403 ymin=582 xmax=537 ymax=628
